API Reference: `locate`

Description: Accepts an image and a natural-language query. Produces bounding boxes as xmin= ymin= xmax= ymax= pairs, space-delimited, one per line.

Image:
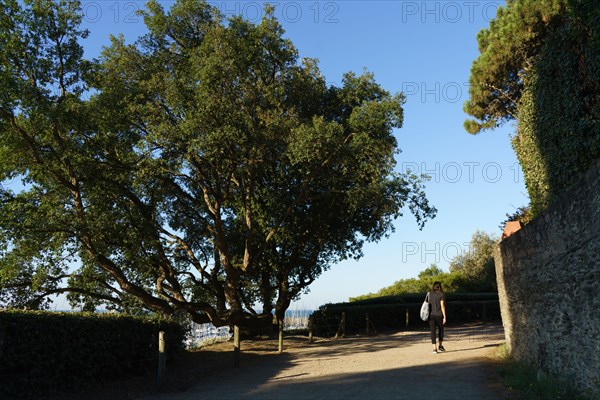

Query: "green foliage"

xmin=499 ymin=205 xmax=533 ymax=230
xmin=495 ymin=344 xmax=597 ymax=400
xmin=0 ymin=310 xmax=186 ymax=399
xmin=465 ymin=0 xmax=600 ymax=216
xmin=464 ymin=0 xmax=568 ymax=133
xmin=0 ymin=0 xmax=91 ymax=310
xmin=349 ymin=264 xmax=457 ymax=301
xmin=449 ymin=231 xmax=498 ymax=292
xmin=352 ymin=232 xmax=498 ymax=301
xmin=0 ymin=0 xmax=436 ymax=330
xmin=512 ymin=5 xmax=600 ymax=214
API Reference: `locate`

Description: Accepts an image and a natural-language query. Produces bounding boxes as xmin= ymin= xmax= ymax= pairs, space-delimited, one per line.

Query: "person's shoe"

xmin=432 ymin=349 xmax=438 ymax=354
xmin=438 ymin=345 xmax=446 ymax=352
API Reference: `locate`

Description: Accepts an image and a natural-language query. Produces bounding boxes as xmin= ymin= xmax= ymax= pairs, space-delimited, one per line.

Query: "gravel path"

xmin=139 ymin=323 xmax=510 ymax=400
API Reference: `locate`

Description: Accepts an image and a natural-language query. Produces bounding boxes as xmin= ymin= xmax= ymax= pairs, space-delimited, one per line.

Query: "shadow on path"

xmin=138 ymin=323 xmax=508 ymax=400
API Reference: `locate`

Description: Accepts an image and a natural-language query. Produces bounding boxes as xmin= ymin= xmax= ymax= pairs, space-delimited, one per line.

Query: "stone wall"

xmin=494 ymin=159 xmax=600 ymax=396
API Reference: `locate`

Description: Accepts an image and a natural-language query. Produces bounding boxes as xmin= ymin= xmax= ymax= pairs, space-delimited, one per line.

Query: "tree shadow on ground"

xmin=47 ymin=323 xmax=505 ymax=400
xmin=214 ymin=361 xmax=505 ymax=400
xmin=140 ymin=340 xmax=507 ymax=400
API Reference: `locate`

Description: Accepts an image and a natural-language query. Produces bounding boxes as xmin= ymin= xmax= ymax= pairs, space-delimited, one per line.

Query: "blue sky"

xmin=70 ymin=0 xmax=527 ymax=310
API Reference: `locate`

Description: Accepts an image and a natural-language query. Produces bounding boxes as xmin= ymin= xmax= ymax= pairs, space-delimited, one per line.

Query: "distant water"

xmin=185 ymin=309 xmax=313 ymax=348
xmin=186 ymin=323 xmax=232 ymax=348
xmin=285 ymin=309 xmax=313 ymax=318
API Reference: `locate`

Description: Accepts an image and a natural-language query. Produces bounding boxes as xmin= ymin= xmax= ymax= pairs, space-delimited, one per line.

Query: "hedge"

xmin=309 ymin=293 xmax=500 ymax=337
xmin=0 ymin=310 xmax=187 ymax=399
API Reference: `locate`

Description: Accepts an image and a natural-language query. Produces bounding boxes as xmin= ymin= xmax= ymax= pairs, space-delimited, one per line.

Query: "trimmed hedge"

xmin=0 ymin=310 xmax=187 ymax=399
xmin=309 ymin=293 xmax=500 ymax=337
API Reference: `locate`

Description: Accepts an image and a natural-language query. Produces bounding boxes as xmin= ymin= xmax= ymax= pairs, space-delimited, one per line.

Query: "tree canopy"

xmin=463 ymin=0 xmax=567 ymax=134
xmin=0 ymin=0 xmax=436 ymax=328
xmin=464 ymin=0 xmax=600 ymax=215
xmin=449 ymin=231 xmax=497 ymax=292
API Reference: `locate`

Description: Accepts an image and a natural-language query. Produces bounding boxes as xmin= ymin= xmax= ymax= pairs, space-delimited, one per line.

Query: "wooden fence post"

xmin=278 ymin=319 xmax=284 ymax=353
xmin=366 ymin=312 xmax=370 ymax=335
xmin=158 ymin=331 xmax=166 ymax=389
xmin=335 ymin=312 xmax=346 ymax=339
xmin=233 ymin=325 xmax=241 ymax=367
xmin=405 ymin=307 xmax=410 ymax=327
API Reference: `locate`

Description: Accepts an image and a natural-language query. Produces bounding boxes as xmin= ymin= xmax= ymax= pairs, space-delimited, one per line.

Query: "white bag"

xmin=420 ymin=292 xmax=430 ymax=321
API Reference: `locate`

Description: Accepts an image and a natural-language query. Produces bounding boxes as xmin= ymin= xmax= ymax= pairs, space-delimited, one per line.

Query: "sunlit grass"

xmin=494 ymin=343 xmax=597 ymax=400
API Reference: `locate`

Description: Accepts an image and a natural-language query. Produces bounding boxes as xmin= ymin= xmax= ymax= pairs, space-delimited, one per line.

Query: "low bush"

xmin=0 ymin=310 xmax=187 ymax=399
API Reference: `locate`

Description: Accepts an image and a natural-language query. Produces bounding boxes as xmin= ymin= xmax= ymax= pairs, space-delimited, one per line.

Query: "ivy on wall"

xmin=466 ymin=0 xmax=600 ymax=217
xmin=514 ymin=3 xmax=600 ymax=214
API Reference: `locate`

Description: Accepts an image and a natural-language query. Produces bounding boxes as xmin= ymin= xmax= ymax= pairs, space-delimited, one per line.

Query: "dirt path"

xmin=139 ymin=324 xmax=510 ymax=400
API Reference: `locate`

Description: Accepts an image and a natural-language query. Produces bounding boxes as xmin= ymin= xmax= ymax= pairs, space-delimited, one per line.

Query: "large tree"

xmin=463 ymin=0 xmax=567 ymax=134
xmin=0 ymin=0 xmax=435 ymax=331
xmin=449 ymin=231 xmax=497 ymax=292
xmin=464 ymin=0 xmax=600 ymax=215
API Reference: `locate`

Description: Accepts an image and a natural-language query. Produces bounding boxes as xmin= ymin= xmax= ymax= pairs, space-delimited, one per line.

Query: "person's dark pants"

xmin=429 ymin=315 xmax=444 ymax=344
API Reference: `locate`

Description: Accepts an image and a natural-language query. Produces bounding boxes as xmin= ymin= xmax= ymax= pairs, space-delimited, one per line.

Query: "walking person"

xmin=428 ymin=281 xmax=447 ymax=353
